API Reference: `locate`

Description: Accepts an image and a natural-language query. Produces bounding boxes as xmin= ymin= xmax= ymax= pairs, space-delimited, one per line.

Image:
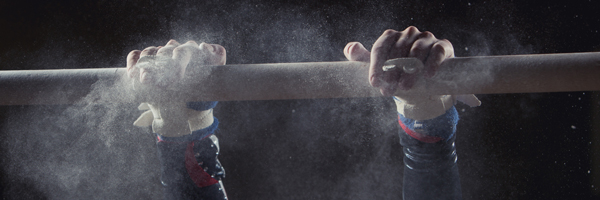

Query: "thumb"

xmin=344 ymin=42 xmax=371 ymax=62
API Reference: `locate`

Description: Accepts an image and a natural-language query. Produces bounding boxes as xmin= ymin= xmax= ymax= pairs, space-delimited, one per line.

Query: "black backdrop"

xmin=1 ymin=0 xmax=600 ymax=199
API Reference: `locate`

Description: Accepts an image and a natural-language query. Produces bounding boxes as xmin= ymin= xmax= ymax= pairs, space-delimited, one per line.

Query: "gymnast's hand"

xmin=125 ymin=40 xmax=226 ymax=137
xmin=344 ymin=26 xmax=453 ymax=95
xmin=126 ymin=40 xmax=226 ymax=88
xmin=344 ymin=26 xmax=480 ymax=120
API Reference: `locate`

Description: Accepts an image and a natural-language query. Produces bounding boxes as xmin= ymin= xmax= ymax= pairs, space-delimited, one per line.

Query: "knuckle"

xmin=167 ymin=39 xmax=178 ymax=44
xmin=382 ymin=29 xmax=400 ymax=38
xmin=186 ymin=40 xmax=198 ymax=45
xmin=430 ymin=42 xmax=446 ymax=53
xmin=157 ymin=46 xmax=174 ymax=52
xmin=173 ymin=46 xmax=194 ymax=55
xmin=411 ymin=40 xmax=429 ymax=51
xmin=404 ymin=26 xmax=419 ymax=34
xmin=434 ymin=40 xmax=454 ymax=56
xmin=438 ymin=39 xmax=453 ymax=48
xmin=419 ymin=31 xmax=435 ymax=39
xmin=173 ymin=46 xmax=184 ymax=52
xmin=128 ymin=50 xmax=141 ymax=59
xmin=142 ymin=46 xmax=157 ymax=53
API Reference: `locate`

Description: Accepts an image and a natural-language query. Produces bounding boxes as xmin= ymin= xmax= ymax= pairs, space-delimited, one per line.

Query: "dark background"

xmin=1 ymin=0 xmax=599 ymax=199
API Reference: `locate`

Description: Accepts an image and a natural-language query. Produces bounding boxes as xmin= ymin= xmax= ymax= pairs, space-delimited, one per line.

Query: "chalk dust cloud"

xmin=1 ymin=0 xmax=599 ymax=199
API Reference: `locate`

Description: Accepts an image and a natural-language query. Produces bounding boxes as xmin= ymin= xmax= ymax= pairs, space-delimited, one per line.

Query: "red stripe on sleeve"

xmin=398 ymin=118 xmax=442 ymax=143
xmin=185 ymin=142 xmax=219 ymax=188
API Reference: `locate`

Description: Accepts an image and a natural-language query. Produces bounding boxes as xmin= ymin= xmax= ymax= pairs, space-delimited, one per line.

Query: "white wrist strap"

xmin=133 ymin=103 xmax=215 ymax=137
xmin=394 ymin=94 xmax=481 ymax=120
xmin=394 ymin=95 xmax=455 ymax=121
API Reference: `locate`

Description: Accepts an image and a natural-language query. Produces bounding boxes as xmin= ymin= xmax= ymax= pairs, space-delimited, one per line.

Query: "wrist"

xmin=393 ymin=95 xmax=455 ymax=120
xmin=155 ymin=105 xmax=216 ymax=137
xmin=157 ymin=117 xmax=219 ymax=142
xmin=187 ymin=109 xmax=215 ymax=133
xmin=133 ymin=101 xmax=219 ymax=137
xmin=398 ymin=106 xmax=459 ymax=143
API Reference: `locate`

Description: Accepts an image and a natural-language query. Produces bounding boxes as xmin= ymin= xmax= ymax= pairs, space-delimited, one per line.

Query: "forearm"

xmin=398 ymin=107 xmax=463 ymax=200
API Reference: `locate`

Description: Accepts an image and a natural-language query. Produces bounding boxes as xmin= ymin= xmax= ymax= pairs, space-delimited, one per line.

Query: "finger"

xmin=198 ymin=42 xmax=227 ymax=65
xmin=156 ymin=39 xmax=181 ymax=58
xmin=126 ymin=50 xmax=141 ymax=78
xmin=166 ymin=39 xmax=181 ymax=46
xmin=423 ymin=39 xmax=454 ymax=78
xmin=397 ymin=73 xmax=417 ymax=91
xmin=399 ymin=30 xmax=436 ymax=90
xmin=389 ymin=26 xmax=422 ymax=59
xmin=408 ymin=31 xmax=437 ymax=62
xmin=139 ymin=46 xmax=158 ymax=57
xmin=211 ymin=44 xmax=227 ymax=65
xmin=137 ymin=46 xmax=159 ymax=84
xmin=376 ymin=27 xmax=422 ymax=93
xmin=172 ymin=41 xmax=200 ymax=78
xmin=343 ymin=42 xmax=371 ymax=62
xmin=370 ymin=29 xmax=400 ymax=88
xmin=379 ymin=73 xmax=400 ymax=95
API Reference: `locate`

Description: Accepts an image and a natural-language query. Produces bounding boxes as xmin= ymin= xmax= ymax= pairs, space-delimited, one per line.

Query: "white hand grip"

xmin=382 ymin=58 xmax=424 ymax=74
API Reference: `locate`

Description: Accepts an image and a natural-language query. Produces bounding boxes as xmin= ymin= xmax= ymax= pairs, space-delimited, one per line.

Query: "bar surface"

xmin=0 ymin=52 xmax=599 ymax=105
